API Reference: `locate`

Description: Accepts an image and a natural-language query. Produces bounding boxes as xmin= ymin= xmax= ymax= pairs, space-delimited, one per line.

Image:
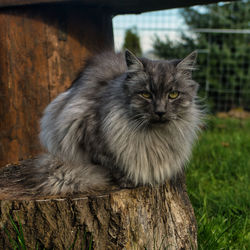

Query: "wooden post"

xmin=0 ymin=4 xmax=113 ymax=167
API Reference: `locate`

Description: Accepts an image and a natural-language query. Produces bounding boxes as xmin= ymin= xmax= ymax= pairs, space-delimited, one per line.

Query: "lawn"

xmin=186 ymin=116 xmax=250 ymax=249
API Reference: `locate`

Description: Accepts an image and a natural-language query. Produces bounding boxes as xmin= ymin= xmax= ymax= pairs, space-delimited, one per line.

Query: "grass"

xmin=4 ymin=214 xmax=27 ymax=250
xmin=186 ymin=116 xmax=250 ymax=249
xmin=4 ymin=216 xmax=93 ymax=250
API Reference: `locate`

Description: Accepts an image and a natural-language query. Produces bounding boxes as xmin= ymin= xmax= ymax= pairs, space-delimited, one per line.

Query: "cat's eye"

xmin=140 ymin=92 xmax=151 ymax=99
xmin=168 ymin=91 xmax=179 ymax=99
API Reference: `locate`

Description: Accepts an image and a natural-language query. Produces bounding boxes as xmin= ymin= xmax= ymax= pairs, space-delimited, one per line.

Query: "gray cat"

xmin=22 ymin=49 xmax=203 ymax=195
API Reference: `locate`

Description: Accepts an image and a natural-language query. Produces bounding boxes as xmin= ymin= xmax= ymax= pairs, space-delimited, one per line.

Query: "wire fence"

xmin=113 ymin=1 xmax=250 ymax=113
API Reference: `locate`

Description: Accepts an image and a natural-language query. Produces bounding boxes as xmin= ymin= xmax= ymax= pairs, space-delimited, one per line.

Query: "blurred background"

xmin=113 ymin=1 xmax=250 ymax=249
xmin=113 ymin=1 xmax=250 ymax=114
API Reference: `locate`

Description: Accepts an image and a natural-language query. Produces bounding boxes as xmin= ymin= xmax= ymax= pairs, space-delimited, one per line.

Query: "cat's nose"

xmin=155 ymin=111 xmax=166 ymax=118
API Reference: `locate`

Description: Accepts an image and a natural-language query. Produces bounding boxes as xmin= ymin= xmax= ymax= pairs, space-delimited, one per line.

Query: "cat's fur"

xmin=25 ymin=50 xmax=203 ymax=195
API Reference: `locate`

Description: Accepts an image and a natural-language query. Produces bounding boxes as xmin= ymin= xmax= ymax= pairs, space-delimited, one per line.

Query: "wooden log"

xmin=0 ymin=4 xmax=113 ymax=167
xmin=0 ymin=162 xmax=197 ymax=249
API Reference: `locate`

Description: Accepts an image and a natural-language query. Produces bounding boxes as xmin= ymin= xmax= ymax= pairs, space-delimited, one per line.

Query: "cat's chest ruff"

xmin=103 ymin=114 xmax=181 ymax=185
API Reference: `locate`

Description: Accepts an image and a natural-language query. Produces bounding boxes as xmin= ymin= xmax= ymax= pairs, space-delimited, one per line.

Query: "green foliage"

xmin=4 ymin=214 xmax=27 ymax=250
xmin=153 ymin=2 xmax=250 ymax=111
xmin=4 ymin=216 xmax=93 ymax=250
xmin=186 ymin=117 xmax=250 ymax=249
xmin=123 ymin=27 xmax=142 ymax=56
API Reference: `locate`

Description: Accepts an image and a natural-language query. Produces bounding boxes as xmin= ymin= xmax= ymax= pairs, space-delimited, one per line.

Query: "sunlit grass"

xmin=186 ymin=117 xmax=250 ymax=249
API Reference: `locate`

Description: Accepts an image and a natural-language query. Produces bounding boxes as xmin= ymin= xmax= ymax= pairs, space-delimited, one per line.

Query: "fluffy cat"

xmin=22 ymin=50 xmax=203 ymax=195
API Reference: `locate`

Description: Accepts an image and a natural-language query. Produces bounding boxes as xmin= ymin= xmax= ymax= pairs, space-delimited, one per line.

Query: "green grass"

xmin=4 ymin=215 xmax=92 ymax=250
xmin=186 ymin=117 xmax=250 ymax=249
xmin=4 ymin=214 xmax=27 ymax=250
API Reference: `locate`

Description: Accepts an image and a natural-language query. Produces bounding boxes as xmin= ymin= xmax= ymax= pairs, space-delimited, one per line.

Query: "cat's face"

xmin=123 ymin=50 xmax=198 ymax=125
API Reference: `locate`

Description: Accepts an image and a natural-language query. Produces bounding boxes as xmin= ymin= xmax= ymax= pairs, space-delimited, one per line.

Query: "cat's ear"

xmin=125 ymin=49 xmax=143 ymax=72
xmin=176 ymin=51 xmax=197 ymax=77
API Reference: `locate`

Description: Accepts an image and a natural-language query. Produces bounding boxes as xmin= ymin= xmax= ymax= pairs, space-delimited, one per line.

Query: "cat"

xmin=17 ymin=49 xmax=203 ymax=196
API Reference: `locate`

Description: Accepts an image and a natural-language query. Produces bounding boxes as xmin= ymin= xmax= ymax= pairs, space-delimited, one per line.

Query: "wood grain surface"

xmin=0 ymin=4 xmax=113 ymax=167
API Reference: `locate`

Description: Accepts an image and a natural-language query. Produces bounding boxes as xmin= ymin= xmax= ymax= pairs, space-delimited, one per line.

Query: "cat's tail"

xmin=0 ymin=154 xmax=113 ymax=199
xmin=34 ymin=154 xmax=112 ymax=196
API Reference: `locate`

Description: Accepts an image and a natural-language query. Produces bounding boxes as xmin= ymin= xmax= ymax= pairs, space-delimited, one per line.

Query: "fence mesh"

xmin=113 ymin=1 xmax=250 ymax=113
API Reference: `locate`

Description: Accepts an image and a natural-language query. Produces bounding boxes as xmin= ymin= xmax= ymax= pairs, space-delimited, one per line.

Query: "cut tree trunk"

xmin=0 ymin=162 xmax=197 ymax=250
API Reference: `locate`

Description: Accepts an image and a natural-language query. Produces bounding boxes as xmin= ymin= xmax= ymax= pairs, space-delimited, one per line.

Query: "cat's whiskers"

xmin=130 ymin=114 xmax=150 ymax=133
xmin=175 ymin=116 xmax=190 ymax=125
xmin=170 ymin=120 xmax=186 ymax=140
xmin=129 ymin=117 xmax=147 ymax=135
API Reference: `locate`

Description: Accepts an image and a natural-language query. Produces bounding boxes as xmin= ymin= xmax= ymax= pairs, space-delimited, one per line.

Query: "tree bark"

xmin=0 ymin=162 xmax=197 ymax=250
xmin=0 ymin=4 xmax=113 ymax=167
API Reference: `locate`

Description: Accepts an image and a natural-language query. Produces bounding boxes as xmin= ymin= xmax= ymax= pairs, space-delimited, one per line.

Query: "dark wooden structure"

xmin=0 ymin=0 xmax=234 ymax=15
xmin=0 ymin=0 xmax=233 ymax=14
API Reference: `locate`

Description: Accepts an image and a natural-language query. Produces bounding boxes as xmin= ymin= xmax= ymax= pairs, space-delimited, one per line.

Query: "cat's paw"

xmin=118 ymin=178 xmax=136 ymax=189
xmin=112 ymin=172 xmax=136 ymax=189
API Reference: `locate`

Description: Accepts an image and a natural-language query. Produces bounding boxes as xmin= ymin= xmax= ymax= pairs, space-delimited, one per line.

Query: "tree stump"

xmin=0 ymin=162 xmax=197 ymax=250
